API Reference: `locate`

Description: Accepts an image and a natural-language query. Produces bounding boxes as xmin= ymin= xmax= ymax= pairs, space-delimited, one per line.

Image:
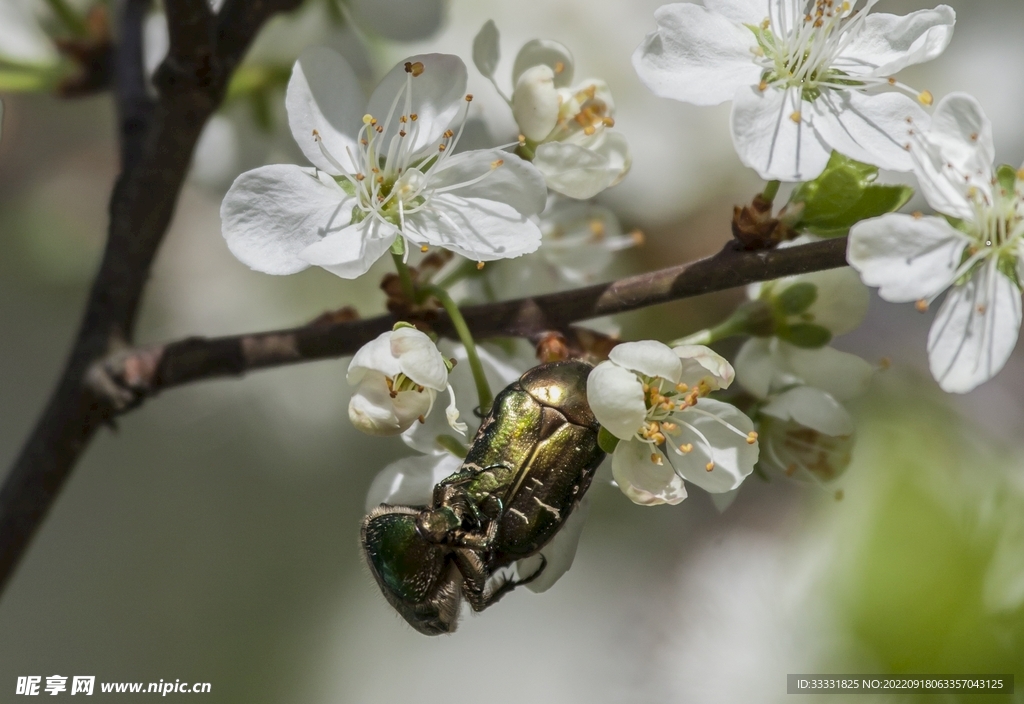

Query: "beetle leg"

xmin=450 ymin=548 xmax=491 ymax=611
xmin=450 ymin=519 xmax=497 ymax=549
xmin=476 ymin=555 xmax=549 ymax=610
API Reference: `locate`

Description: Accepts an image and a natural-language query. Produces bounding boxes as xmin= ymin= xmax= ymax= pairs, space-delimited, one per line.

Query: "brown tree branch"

xmin=91 ymin=237 xmax=849 ymax=411
xmin=0 ymin=0 xmax=302 ymax=598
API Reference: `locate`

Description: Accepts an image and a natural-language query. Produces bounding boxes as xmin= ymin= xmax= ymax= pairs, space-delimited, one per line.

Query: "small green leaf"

xmin=773 ymin=282 xmax=818 ymax=316
xmin=598 ymin=426 xmax=620 ymax=454
xmin=390 ymin=238 xmax=406 ymax=256
xmin=780 ymin=323 xmax=832 ymax=348
xmin=472 ymin=20 xmax=501 ymax=79
xmin=997 ymin=164 xmax=1018 ymax=195
xmin=789 ymin=152 xmax=913 ymax=237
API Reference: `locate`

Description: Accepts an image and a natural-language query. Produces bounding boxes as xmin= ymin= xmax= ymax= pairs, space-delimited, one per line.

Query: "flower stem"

xmin=420 ymin=283 xmax=493 ymax=413
xmin=43 ymin=0 xmax=89 ymax=37
xmin=760 ymin=180 xmax=781 ymax=204
xmin=391 ymin=251 xmax=417 ymax=303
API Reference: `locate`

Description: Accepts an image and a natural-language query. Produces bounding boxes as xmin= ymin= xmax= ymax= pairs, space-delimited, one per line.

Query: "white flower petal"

xmin=534 ymin=133 xmax=630 ymax=199
xmin=512 ymin=65 xmax=560 ymax=141
xmin=297 ymin=217 xmax=397 ymax=280
xmin=444 ymin=384 xmax=467 ymax=435
xmin=673 ymin=345 xmax=735 ymax=389
xmin=928 ymin=261 xmax=1022 ymax=393
xmin=609 ymin=340 xmax=682 ymax=382
xmin=348 ymin=332 xmax=402 ymax=384
xmin=703 ymin=0 xmax=768 ymax=26
xmin=365 ymin=453 xmax=462 ymax=511
xmin=731 ymin=85 xmax=832 ymax=181
xmin=519 ymin=495 xmax=591 ymax=593
xmin=286 ymin=47 xmax=363 ymax=174
xmin=775 ymin=343 xmax=875 ymax=401
xmin=349 ymin=374 xmax=434 ymax=436
xmin=348 ymin=0 xmax=445 ymax=42
xmin=836 ymin=6 xmax=955 ymax=77
xmin=221 ymin=165 xmax=351 ymax=275
xmin=632 ymin=2 xmax=762 ymax=106
xmin=612 ymin=440 xmax=688 ymax=506
xmin=430 ymin=149 xmax=547 ymax=216
xmin=848 ymin=213 xmax=968 ymax=303
xmin=734 ymin=338 xmax=774 ymax=399
xmin=761 ymin=386 xmax=853 ymax=436
xmin=390 ymin=326 xmax=449 ymax=391
xmin=512 ymin=39 xmax=575 ymax=89
xmin=587 ymin=362 xmax=647 ymax=440
xmin=811 ymin=90 xmax=926 ymax=173
xmin=913 ymin=92 xmax=994 ymax=217
xmin=672 ymin=398 xmax=757 ymax=493
xmin=405 ymin=195 xmax=542 ymax=261
xmin=366 ymin=53 xmax=468 ymax=159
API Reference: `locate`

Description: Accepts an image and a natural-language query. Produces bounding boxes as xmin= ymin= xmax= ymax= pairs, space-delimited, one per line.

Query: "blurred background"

xmin=2 ymin=0 xmax=1024 ymax=701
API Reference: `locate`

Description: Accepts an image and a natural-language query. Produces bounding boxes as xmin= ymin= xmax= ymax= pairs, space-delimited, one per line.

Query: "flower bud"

xmin=512 ymin=64 xmax=560 ymax=142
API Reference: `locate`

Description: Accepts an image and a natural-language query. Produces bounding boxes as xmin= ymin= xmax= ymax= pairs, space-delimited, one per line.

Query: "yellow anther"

xmin=631 ymin=230 xmax=645 ymax=246
xmin=583 ymin=125 xmax=596 ymax=136
xmin=1017 ymin=168 xmax=1024 ymax=181
xmin=679 ymin=443 xmax=693 ymax=454
xmin=918 ymin=90 xmax=933 ymax=106
xmin=912 ymin=211 xmax=923 ymax=219
xmin=746 ymin=431 xmax=758 ymax=445
xmin=312 ymin=129 xmax=320 ymax=139
xmin=554 ymin=61 xmax=565 ymax=74
xmin=399 ymin=130 xmax=407 ymax=137
xmin=399 ymin=115 xmax=408 ymax=123
xmin=915 ymin=299 xmax=928 ymax=313
xmin=476 ymin=261 xmax=485 ymax=270
xmin=602 ymin=116 xmax=615 ymax=127
xmin=490 ymin=159 xmax=504 ymax=169
xmin=790 ymin=111 xmax=802 ymax=123
xmin=465 ymin=94 xmax=474 ymax=102
xmin=420 ymin=245 xmax=429 ymax=253
xmin=518 ymin=134 xmax=527 ymax=145
xmin=650 ymin=453 xmax=663 ymax=465
xmin=404 ymin=61 xmax=425 ymax=76
xmin=438 ymin=144 xmax=447 ymax=151
xmin=888 ymin=77 xmax=896 ymax=85
xmin=758 ymin=80 xmax=768 ymax=92
xmin=675 ymin=383 xmax=688 ymax=393
xmin=705 ymin=462 xmax=715 ymax=472
xmin=410 ymin=113 xmax=419 ymax=121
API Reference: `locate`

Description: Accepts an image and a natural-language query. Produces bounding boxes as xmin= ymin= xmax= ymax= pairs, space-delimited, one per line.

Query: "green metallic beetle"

xmin=360 ymin=359 xmax=605 ymax=635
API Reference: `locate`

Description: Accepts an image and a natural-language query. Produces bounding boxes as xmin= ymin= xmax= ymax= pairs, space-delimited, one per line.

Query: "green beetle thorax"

xmin=519 ymin=359 xmax=598 ymax=428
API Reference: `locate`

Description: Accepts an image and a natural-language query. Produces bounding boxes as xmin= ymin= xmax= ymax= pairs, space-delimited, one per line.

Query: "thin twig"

xmin=91 ymin=237 xmax=849 ymax=410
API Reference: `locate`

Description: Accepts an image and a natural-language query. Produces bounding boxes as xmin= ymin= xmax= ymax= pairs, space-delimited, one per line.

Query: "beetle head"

xmin=360 ymin=505 xmax=462 ymax=635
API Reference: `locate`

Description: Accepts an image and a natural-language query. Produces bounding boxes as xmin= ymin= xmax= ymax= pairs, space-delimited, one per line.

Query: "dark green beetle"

xmin=361 ymin=359 xmax=605 ymax=635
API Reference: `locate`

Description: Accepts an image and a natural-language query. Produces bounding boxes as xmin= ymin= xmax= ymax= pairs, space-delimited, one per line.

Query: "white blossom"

xmin=735 ymin=337 xmax=871 ymax=481
xmin=221 ymin=48 xmax=547 ymax=279
xmin=633 ymin=0 xmax=954 ymax=181
xmin=587 ymin=341 xmax=758 ymax=506
xmin=849 ymin=93 xmax=1024 ymax=393
xmin=347 ymin=325 xmax=465 ymax=437
xmin=474 ymin=23 xmax=632 ymax=199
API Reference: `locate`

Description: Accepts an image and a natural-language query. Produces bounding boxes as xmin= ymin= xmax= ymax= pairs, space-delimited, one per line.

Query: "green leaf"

xmin=789 ymin=152 xmax=914 ymax=237
xmin=779 ymin=323 xmax=832 ymax=348
xmin=472 ymin=20 xmax=500 ymax=79
xmin=598 ymin=426 xmax=620 ymax=454
xmin=773 ymin=282 xmax=818 ymax=316
xmin=996 ymin=164 xmax=1018 ymax=195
